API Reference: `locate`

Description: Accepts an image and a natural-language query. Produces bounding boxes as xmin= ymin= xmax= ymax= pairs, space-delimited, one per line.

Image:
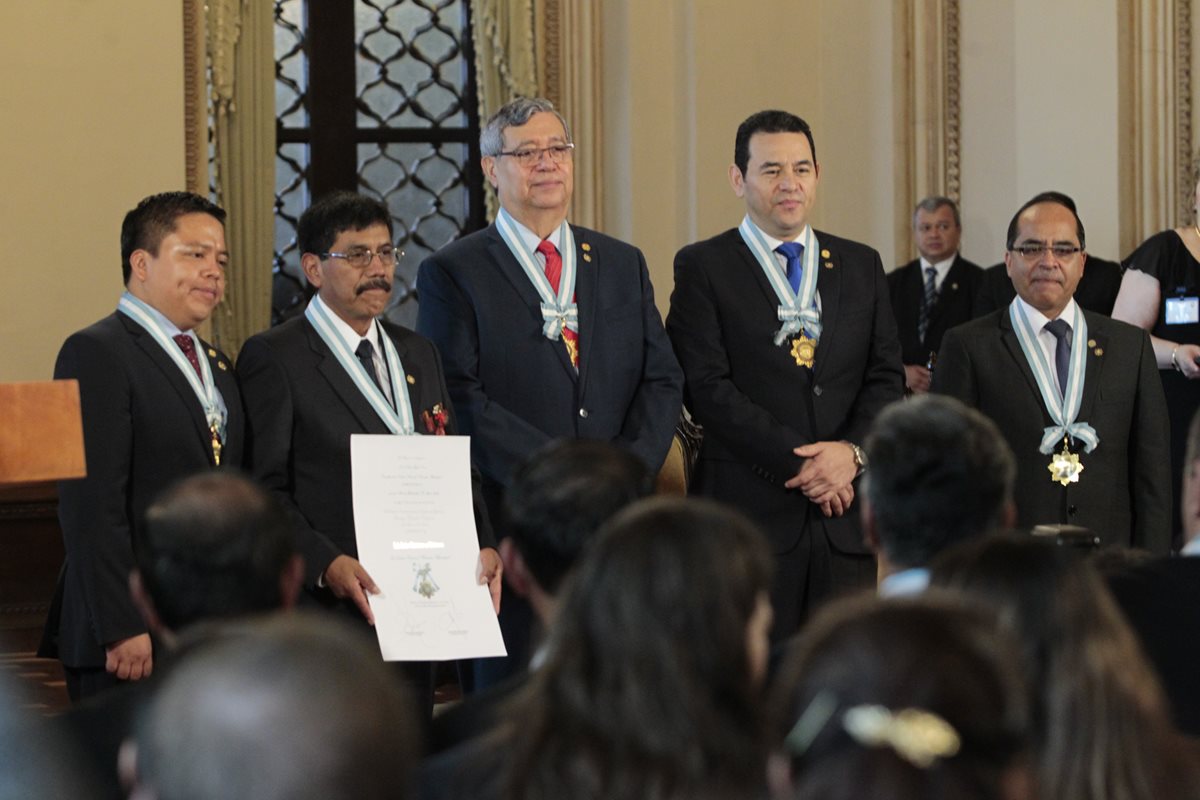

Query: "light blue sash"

xmin=738 ymin=216 xmax=822 ymax=346
xmin=117 ymin=292 xmax=225 ymax=440
xmin=495 ymin=208 xmax=578 ymax=341
xmin=305 ymin=296 xmax=415 ymax=435
xmin=1008 ymin=300 xmax=1098 ymax=454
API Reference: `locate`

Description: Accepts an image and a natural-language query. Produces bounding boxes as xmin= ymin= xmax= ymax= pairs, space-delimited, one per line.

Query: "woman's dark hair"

xmin=501 ymin=496 xmax=774 ymax=800
xmin=931 ymin=534 xmax=1200 ymax=800
xmin=769 ymin=594 xmax=1028 ymax=800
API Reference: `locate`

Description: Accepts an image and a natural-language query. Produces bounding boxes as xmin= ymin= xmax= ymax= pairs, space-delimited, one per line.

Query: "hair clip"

xmin=843 ymin=705 xmax=960 ymax=768
xmin=784 ymin=694 xmax=960 ymax=769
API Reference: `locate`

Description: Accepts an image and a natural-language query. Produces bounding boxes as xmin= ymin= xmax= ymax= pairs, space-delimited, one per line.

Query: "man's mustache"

xmin=356 ymin=279 xmax=392 ymax=295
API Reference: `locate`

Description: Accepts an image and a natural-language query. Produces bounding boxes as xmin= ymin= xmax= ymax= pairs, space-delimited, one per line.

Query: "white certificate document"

xmin=351 ymin=434 xmax=506 ymax=661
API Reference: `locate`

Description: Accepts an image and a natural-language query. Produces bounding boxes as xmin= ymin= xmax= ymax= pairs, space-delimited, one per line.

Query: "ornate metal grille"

xmin=272 ymin=0 xmax=483 ymax=328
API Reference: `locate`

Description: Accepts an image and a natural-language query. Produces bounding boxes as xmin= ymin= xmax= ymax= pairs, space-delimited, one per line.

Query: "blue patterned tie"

xmin=775 ymin=242 xmax=804 ymax=294
xmin=918 ymin=265 xmax=937 ymax=343
xmin=1043 ymin=319 xmax=1071 ymax=398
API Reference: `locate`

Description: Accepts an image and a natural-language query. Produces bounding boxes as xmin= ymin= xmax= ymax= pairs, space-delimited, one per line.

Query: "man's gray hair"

xmin=913 ymin=196 xmax=961 ymax=229
xmin=480 ymin=96 xmax=572 ymax=157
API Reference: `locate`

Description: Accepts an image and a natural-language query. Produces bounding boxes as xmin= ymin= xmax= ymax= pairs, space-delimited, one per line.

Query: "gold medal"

xmin=210 ymin=423 xmax=223 ymax=466
xmin=1047 ymin=439 xmax=1082 ymax=486
xmin=563 ymin=332 xmax=580 ymax=368
xmin=790 ymin=334 xmax=816 ymax=368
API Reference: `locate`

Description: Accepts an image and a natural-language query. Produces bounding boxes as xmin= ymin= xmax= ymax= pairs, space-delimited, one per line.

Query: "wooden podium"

xmin=0 ymin=381 xmax=84 ymax=652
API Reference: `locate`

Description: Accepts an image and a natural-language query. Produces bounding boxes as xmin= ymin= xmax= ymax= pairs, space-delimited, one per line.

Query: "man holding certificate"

xmin=933 ymin=192 xmax=1171 ymax=551
xmin=237 ymin=192 xmax=501 ymax=704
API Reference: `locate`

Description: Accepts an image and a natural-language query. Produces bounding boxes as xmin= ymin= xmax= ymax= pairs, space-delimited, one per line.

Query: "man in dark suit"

xmin=43 ymin=191 xmax=243 ymax=702
xmin=237 ymin=192 xmax=501 ymax=709
xmin=933 ymin=192 xmax=1170 ymax=551
xmin=888 ymin=196 xmax=983 ymax=394
xmin=666 ymin=109 xmax=905 ymax=639
xmin=416 ymin=97 xmax=683 ymax=684
xmin=1106 ymin=407 xmax=1200 ymax=735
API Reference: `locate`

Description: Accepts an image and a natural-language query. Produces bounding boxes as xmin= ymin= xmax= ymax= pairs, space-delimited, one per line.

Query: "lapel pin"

xmin=406 ymin=374 xmax=416 ymax=384
xmin=824 ymin=262 xmax=833 ymax=269
xmin=950 ymin=282 xmax=959 ymax=291
xmin=1094 ymin=348 xmax=1104 ymax=356
xmin=207 ymin=348 xmax=217 ymax=357
xmin=583 ymin=254 xmax=592 ymax=262
xmin=581 ymin=243 xmax=591 ymax=252
xmin=1087 ymin=339 xmax=1097 ymax=348
xmin=217 ymin=361 xmax=228 ymax=371
xmin=820 ymin=249 xmax=830 ymax=258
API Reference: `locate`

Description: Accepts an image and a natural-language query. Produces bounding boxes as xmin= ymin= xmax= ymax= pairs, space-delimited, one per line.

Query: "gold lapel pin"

xmin=950 ymin=282 xmax=959 ymax=291
xmin=1094 ymin=348 xmax=1104 ymax=356
xmin=208 ymin=348 xmax=217 ymax=357
xmin=406 ymin=374 xmax=416 ymax=384
xmin=583 ymin=254 xmax=592 ymax=262
xmin=1087 ymin=339 xmax=1096 ymax=348
xmin=820 ymin=249 xmax=830 ymax=258
xmin=217 ymin=362 xmax=228 ymax=371
xmin=824 ymin=262 xmax=833 ymax=269
xmin=581 ymin=243 xmax=591 ymax=252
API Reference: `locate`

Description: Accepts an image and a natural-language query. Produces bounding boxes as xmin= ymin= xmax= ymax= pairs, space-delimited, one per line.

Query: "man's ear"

xmin=482 ymin=155 xmax=499 ymax=189
xmin=128 ymin=250 xmax=152 ymax=283
xmin=498 ymin=538 xmax=532 ymax=599
xmin=129 ymin=570 xmax=163 ymax=636
xmin=728 ymin=164 xmax=746 ymax=197
xmin=300 ymin=252 xmax=324 ymax=288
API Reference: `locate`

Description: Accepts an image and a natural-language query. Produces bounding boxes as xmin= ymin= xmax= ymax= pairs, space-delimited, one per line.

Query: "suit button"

xmin=579 ymin=408 xmax=589 ymax=418
xmin=1068 ymin=504 xmax=1078 ymax=516
xmin=813 ymin=385 xmax=822 ymax=396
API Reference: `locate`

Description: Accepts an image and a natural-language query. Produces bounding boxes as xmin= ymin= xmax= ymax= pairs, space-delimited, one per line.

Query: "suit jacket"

xmin=1106 ymin=555 xmax=1200 ymax=737
xmin=415 ymin=223 xmax=683 ymax=529
xmin=666 ymin=228 xmax=905 ymax=555
xmin=973 ymin=256 xmax=1124 ymax=317
xmin=236 ymin=316 xmax=495 ymax=596
xmin=887 ymin=254 xmax=983 ymax=365
xmin=932 ymin=308 xmax=1170 ymax=551
xmin=47 ymin=312 xmax=244 ymax=669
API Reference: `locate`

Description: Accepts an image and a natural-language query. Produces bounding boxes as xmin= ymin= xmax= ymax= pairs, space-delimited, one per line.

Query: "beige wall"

xmin=0 ymin=1 xmax=185 ymax=382
xmin=601 ymin=0 xmax=899 ymax=312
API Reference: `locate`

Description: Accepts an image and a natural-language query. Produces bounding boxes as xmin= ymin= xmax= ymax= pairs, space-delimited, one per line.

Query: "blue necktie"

xmin=918 ymin=265 xmax=938 ymax=343
xmin=1043 ymin=319 xmax=1071 ymax=398
xmin=775 ymin=242 xmax=804 ymax=294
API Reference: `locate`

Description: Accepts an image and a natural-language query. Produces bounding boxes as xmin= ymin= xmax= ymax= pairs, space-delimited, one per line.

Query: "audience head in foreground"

xmin=126 ymin=613 xmax=416 ymax=800
xmin=501 ymin=438 xmax=653 ymax=621
xmin=132 ymin=471 xmax=302 ymax=644
xmin=863 ymin=394 xmax=1016 ymax=594
xmin=769 ymin=595 xmax=1030 ymax=800
xmin=931 ymin=534 xmax=1200 ymax=800
xmin=502 ymin=497 xmax=775 ymax=800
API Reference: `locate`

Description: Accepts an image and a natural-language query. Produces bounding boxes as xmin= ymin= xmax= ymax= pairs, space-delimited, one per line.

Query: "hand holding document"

xmin=351 ymin=434 xmax=506 ymax=661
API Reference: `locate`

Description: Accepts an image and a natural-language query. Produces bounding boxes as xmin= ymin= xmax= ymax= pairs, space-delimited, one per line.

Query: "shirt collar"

xmin=498 ymin=207 xmax=564 ymax=254
xmin=744 ymin=215 xmax=811 ymax=253
xmin=919 ymin=254 xmax=956 ymax=287
xmin=1015 ymin=294 xmax=1080 ymax=332
xmin=125 ymin=292 xmax=189 ymax=337
xmin=309 ymin=292 xmax=381 ymax=353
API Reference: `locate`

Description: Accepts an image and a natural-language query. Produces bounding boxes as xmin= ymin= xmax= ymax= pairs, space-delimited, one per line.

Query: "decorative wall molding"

xmin=893 ymin=0 xmax=961 ymax=263
xmin=183 ymin=0 xmax=207 ymax=197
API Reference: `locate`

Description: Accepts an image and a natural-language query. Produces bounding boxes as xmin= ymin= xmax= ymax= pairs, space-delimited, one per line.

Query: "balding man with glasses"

xmin=237 ymin=191 xmax=501 ymax=714
xmin=417 ymin=97 xmax=682 ymax=688
xmin=932 ymin=191 xmax=1170 ymax=551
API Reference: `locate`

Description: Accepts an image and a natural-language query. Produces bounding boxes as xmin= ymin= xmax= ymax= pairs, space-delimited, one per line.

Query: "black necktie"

xmin=1044 ymin=319 xmax=1071 ymax=398
xmin=355 ymin=340 xmax=384 ymax=393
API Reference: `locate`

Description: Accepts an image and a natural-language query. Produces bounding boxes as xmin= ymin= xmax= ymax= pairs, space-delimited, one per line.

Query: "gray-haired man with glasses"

xmin=933 ymin=191 xmax=1170 ymax=551
xmin=416 ymin=97 xmax=683 ymax=689
xmin=237 ymin=191 xmax=502 ymax=714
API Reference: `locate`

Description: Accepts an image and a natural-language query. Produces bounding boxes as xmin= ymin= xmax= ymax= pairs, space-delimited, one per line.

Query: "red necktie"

xmin=174 ymin=334 xmax=204 ymax=382
xmin=536 ymin=239 xmax=580 ymax=368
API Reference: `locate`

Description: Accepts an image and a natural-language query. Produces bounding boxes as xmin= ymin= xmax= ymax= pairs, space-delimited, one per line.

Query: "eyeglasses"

xmin=319 ymin=246 xmax=402 ymax=269
xmin=495 ymin=143 xmax=575 ymax=167
xmin=1010 ymin=243 xmax=1082 ymax=260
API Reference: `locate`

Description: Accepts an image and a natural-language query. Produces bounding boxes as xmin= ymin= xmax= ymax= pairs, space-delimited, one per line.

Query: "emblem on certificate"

xmin=1047 ymin=439 xmax=1083 ymax=486
xmin=210 ymin=424 xmax=223 ymax=466
xmin=790 ymin=334 xmax=816 ymax=368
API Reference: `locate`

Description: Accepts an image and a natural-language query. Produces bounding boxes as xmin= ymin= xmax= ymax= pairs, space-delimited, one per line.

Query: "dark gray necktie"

xmin=1043 ymin=318 xmax=1071 ymax=398
xmin=355 ymin=339 xmax=384 ymax=393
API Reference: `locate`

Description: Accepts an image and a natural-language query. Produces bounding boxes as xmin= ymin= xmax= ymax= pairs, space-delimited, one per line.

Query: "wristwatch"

xmin=847 ymin=442 xmax=867 ymax=476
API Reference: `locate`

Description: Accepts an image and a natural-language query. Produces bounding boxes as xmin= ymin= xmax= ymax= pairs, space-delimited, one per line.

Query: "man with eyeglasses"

xmin=887 ymin=196 xmax=982 ymax=394
xmin=666 ymin=110 xmax=905 ymax=640
xmin=237 ymin=191 xmax=501 ymax=713
xmin=416 ymin=97 xmax=682 ymax=688
xmin=42 ymin=191 xmax=244 ymax=702
xmin=933 ymin=191 xmax=1170 ymax=551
